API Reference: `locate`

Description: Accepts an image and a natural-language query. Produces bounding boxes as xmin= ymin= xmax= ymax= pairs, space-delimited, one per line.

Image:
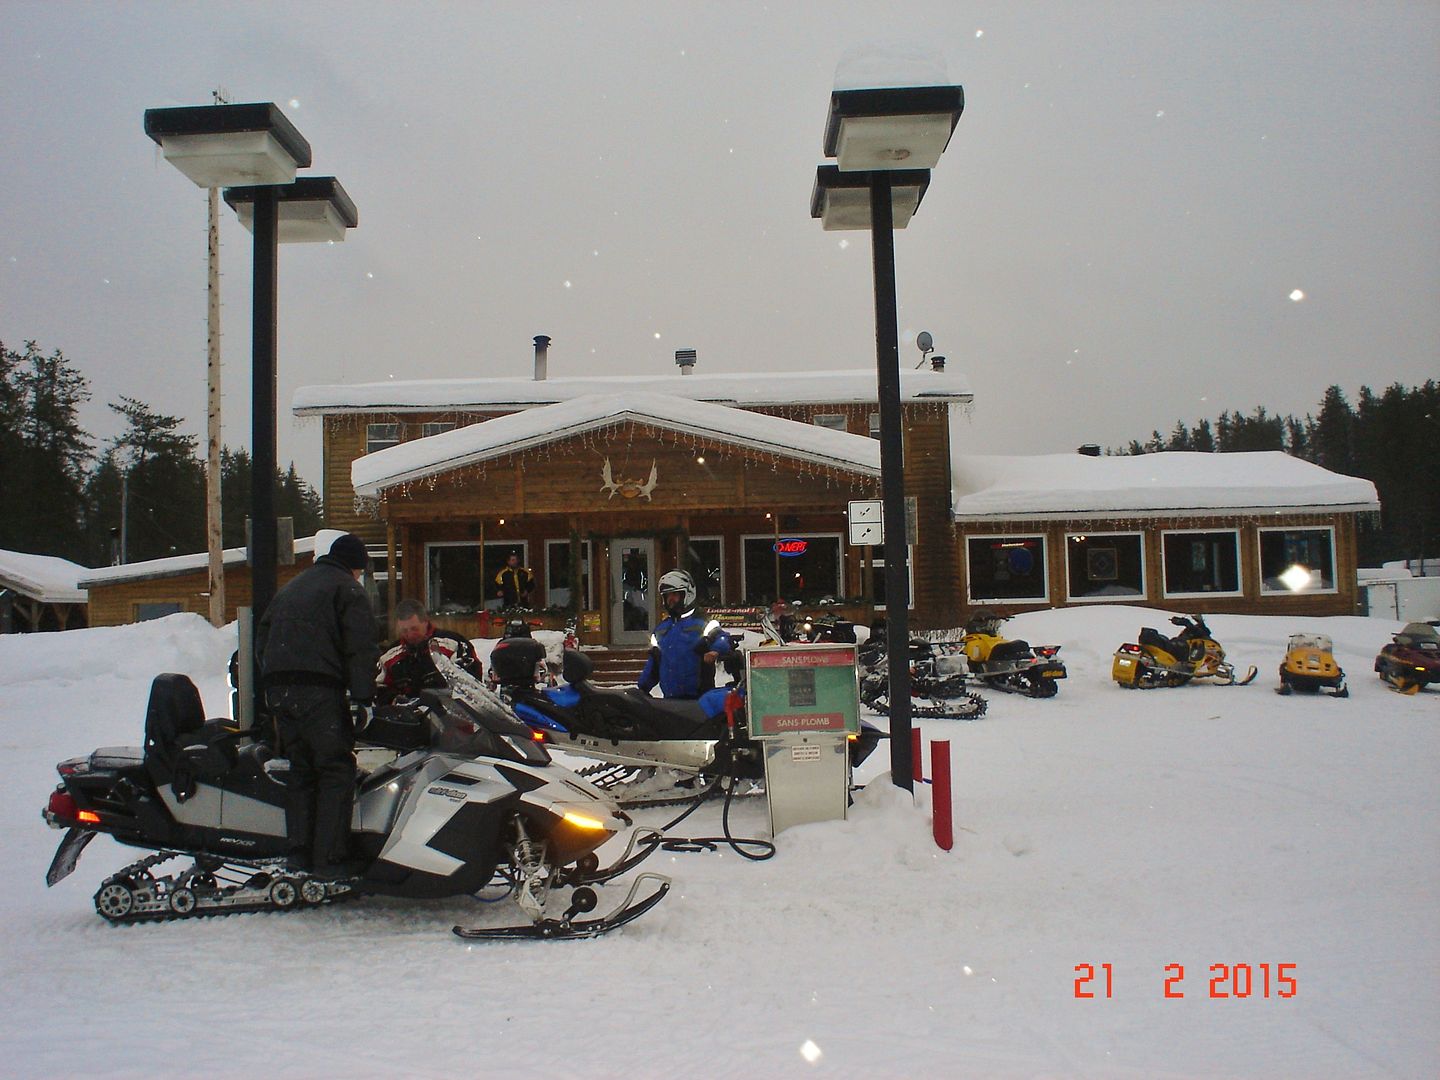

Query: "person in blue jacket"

xmin=636 ymin=569 xmax=732 ymax=699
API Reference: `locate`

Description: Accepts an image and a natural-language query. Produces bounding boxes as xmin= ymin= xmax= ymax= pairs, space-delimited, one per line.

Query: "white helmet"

xmin=658 ymin=569 xmax=696 ymax=609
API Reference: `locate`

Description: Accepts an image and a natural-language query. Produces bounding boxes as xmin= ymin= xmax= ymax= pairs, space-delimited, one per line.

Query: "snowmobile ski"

xmin=453 ymin=873 xmax=671 ymax=940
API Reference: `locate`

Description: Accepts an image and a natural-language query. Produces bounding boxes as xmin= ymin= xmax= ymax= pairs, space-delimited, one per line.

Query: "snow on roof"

xmin=834 ymin=43 xmax=950 ymax=90
xmin=77 ymin=536 xmax=320 ymax=589
xmin=950 ymin=451 xmax=1381 ymax=521
xmin=293 ymin=367 xmax=971 ymax=415
xmin=352 ymin=392 xmax=883 ymax=496
xmin=0 ymin=549 xmax=90 ymax=604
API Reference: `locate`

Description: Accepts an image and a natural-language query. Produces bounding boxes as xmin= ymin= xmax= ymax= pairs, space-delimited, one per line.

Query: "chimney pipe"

xmin=675 ymin=348 xmax=697 ymax=375
xmin=1077 ymin=443 xmax=1102 ymax=457
xmin=533 ymin=335 xmax=550 ymax=381
xmin=930 ymin=355 xmax=946 ymax=372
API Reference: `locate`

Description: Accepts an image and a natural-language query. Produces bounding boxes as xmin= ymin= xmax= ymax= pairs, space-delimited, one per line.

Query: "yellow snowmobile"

xmin=1112 ymin=613 xmax=1257 ymax=689
xmin=960 ymin=610 xmax=1067 ymax=698
xmin=1276 ymin=633 xmax=1347 ymax=696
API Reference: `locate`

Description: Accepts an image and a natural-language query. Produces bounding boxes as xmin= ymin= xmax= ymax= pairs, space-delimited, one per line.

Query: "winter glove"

xmin=350 ymin=701 xmax=374 ymax=734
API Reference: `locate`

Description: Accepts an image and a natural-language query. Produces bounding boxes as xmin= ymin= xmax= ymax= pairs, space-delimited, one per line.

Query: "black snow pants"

xmin=265 ymin=684 xmax=355 ymax=870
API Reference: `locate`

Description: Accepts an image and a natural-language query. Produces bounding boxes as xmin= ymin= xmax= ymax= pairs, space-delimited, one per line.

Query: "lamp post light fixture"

xmin=813 ymin=65 xmax=963 ymax=793
xmin=144 ymin=103 xmax=356 ymax=714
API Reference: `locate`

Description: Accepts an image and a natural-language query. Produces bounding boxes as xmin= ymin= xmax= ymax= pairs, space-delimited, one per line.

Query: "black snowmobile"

xmin=857 ymin=624 xmax=988 ymax=720
xmin=490 ymin=636 xmax=885 ymax=806
xmin=42 ymin=648 xmax=669 ymax=940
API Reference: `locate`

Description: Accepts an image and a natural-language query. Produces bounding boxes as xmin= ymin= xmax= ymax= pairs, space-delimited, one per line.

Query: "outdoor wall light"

xmin=143 ymin=102 xmax=311 ymax=188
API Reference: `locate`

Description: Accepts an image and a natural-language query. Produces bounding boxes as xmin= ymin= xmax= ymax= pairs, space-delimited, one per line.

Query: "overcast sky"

xmin=4 ymin=2 xmax=1437 ymax=486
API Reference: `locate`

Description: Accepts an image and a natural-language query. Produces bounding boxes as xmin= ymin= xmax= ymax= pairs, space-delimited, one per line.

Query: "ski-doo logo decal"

xmin=427 ymin=785 xmax=469 ymax=802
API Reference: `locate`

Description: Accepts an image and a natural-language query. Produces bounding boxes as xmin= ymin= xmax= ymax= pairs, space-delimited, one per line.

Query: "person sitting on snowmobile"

xmin=636 ymin=569 xmax=733 ymax=699
xmin=376 ymin=598 xmax=484 ymax=703
xmin=256 ymin=532 xmax=378 ymax=877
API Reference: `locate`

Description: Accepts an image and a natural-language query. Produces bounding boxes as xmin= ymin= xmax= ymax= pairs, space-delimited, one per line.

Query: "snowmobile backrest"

xmin=143 ymin=673 xmax=206 ymax=772
xmin=490 ymin=637 xmax=547 ymax=686
xmin=561 ymin=648 xmax=594 ymax=686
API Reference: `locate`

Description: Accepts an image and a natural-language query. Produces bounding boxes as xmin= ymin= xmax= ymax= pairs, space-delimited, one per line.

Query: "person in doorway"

xmin=636 ymin=569 xmax=733 ymax=699
xmin=375 ymin=598 xmax=484 ymax=702
xmin=256 ymin=532 xmax=378 ymax=877
xmin=493 ymin=550 xmax=535 ymax=609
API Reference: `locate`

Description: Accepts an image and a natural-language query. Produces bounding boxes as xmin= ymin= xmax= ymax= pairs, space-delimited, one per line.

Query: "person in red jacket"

xmin=376 ymin=598 xmax=484 ymax=702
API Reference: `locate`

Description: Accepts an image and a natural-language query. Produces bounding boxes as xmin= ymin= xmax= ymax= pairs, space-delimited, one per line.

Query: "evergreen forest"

xmin=1 ymin=339 xmax=323 ymax=568
xmin=1114 ymin=382 xmax=1439 ymax=567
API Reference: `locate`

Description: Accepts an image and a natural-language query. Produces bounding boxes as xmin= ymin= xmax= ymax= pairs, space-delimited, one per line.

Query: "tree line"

xmin=1114 ymin=381 xmax=1439 ymax=567
xmin=1 ymin=339 xmax=322 ymax=568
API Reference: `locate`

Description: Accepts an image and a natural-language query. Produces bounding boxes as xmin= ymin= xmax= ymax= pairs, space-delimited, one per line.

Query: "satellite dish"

xmin=916 ymin=331 xmax=934 ymax=354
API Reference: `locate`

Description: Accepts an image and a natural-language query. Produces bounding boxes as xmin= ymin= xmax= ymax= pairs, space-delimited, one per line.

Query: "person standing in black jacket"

xmin=256 ymin=533 xmax=378 ymax=876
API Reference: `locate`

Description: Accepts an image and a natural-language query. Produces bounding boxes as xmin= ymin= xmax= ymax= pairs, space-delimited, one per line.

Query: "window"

xmin=868 ymin=412 xmax=881 ymax=439
xmin=871 ymin=541 xmax=915 ymax=610
xmin=1066 ymin=532 xmax=1145 ymax=600
xmin=1259 ymin=526 xmax=1336 ymax=594
xmin=682 ymin=536 xmax=724 ymax=606
xmin=426 ymin=542 xmax=482 ymax=614
xmin=812 ymin=413 xmax=848 ymax=432
xmin=1161 ymin=529 xmax=1241 ymax=597
xmin=135 ymin=602 xmax=184 ymax=621
xmin=742 ymin=534 xmax=842 ymax=605
xmin=545 ymin=539 xmax=592 ymax=609
xmin=421 ymin=421 xmax=456 ymax=438
xmin=426 ymin=541 xmax=530 ymax=614
xmin=365 ymin=423 xmax=401 ymax=454
xmin=966 ymin=535 xmax=1048 ymax=603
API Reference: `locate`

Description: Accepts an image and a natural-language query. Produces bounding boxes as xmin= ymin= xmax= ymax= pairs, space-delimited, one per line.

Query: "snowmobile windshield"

xmin=430 ymin=644 xmax=551 ymax=765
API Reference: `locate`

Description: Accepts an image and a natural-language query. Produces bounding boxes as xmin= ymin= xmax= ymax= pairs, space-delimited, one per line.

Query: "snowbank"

xmin=1 ymin=607 xmax=1435 ymax=1077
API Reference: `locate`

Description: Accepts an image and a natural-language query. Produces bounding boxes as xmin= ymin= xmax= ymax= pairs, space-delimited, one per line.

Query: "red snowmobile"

xmin=1374 ymin=621 xmax=1440 ymax=694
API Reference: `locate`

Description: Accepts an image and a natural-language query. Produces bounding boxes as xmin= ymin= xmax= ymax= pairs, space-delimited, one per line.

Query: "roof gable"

xmin=352 ymin=392 xmax=882 ymax=496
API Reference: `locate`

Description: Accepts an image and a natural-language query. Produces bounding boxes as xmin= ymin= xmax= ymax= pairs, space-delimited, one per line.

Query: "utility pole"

xmin=206 ymin=87 xmax=227 ymax=627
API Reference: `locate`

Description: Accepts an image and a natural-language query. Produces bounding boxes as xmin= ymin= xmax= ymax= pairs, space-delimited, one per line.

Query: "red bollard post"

xmin=932 ymin=739 xmax=953 ymax=851
xmin=911 ymin=726 xmax=924 ymax=784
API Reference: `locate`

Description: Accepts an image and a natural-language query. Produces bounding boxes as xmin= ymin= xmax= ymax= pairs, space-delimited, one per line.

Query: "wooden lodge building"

xmin=291 ymin=353 xmax=1380 ymax=645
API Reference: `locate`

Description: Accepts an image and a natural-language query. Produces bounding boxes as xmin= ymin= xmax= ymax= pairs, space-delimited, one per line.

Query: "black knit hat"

xmin=328 ymin=533 xmax=369 ymax=571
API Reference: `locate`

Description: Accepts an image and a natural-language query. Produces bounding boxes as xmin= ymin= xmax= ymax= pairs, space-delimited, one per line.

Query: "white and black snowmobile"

xmin=856 ymin=627 xmax=988 ymax=720
xmin=491 ymin=637 xmax=885 ymax=806
xmin=42 ymin=648 xmax=669 ymax=940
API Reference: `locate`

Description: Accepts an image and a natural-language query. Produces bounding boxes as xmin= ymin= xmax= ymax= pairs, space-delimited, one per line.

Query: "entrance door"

xmin=609 ymin=538 xmax=654 ymax=646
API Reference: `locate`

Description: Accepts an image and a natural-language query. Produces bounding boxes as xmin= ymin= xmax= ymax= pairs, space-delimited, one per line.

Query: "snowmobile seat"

xmin=1139 ymin=627 xmax=1186 ymax=659
xmin=988 ymin=639 xmax=1032 ymax=664
xmin=577 ymin=687 xmax=721 ymax=742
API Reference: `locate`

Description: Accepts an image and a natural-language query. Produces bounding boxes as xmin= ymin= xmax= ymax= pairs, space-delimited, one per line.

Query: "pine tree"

xmin=88 ymin=397 xmax=206 ymax=564
xmin=1 ymin=341 xmax=93 ymax=560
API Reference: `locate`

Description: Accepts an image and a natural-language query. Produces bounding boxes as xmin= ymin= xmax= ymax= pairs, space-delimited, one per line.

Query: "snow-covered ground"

xmin=1 ymin=608 xmax=1435 ymax=1078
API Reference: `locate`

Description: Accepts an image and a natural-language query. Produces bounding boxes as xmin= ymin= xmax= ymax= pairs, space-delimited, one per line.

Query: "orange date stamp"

xmin=1073 ymin=963 xmax=1298 ymax=999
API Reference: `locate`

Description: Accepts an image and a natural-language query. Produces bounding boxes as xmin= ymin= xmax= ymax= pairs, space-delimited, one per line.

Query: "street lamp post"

xmin=143 ymin=103 xmax=356 ymax=715
xmin=811 ymin=67 xmax=963 ymax=792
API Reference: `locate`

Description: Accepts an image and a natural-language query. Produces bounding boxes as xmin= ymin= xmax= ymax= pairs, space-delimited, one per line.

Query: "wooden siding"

xmin=87 ymin=558 xmax=313 ymax=628
xmin=955 ymin=513 xmax=1362 ymax=621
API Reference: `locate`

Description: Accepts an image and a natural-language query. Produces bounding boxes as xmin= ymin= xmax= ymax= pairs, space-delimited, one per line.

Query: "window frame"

xmin=543 ymin=538 xmax=593 ymax=609
xmin=420 ymin=421 xmax=457 ymax=439
xmin=740 ymin=532 xmax=844 ymax=605
xmin=1160 ymin=527 xmax=1244 ymax=599
xmin=1257 ymin=525 xmax=1338 ymax=596
xmin=964 ymin=533 xmax=1050 ymax=605
xmin=365 ymin=422 xmax=401 ymax=454
xmin=1063 ymin=530 xmax=1147 ymax=603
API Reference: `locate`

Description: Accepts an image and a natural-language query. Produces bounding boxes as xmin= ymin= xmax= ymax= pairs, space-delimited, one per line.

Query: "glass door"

xmin=609 ymin=538 xmax=654 ymax=646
